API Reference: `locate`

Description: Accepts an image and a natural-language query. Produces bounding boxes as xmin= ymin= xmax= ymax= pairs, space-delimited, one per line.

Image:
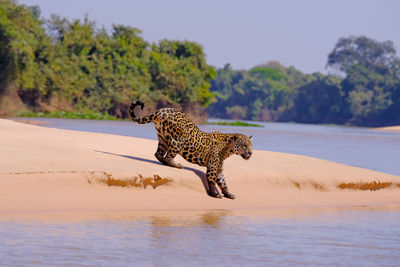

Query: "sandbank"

xmin=372 ymin=125 xmax=400 ymax=132
xmin=0 ymin=118 xmax=399 ymax=213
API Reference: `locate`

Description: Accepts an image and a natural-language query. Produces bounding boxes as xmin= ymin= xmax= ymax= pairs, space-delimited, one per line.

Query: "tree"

xmin=327 ymin=36 xmax=400 ymax=76
xmin=0 ymin=1 xmax=216 ymax=119
xmin=207 ymin=61 xmax=312 ymax=121
xmin=289 ymin=74 xmax=347 ymax=123
xmin=149 ymin=40 xmax=216 ymax=116
xmin=326 ymin=36 xmax=400 ymax=125
xmin=0 ymin=1 xmax=47 ymax=95
xmin=383 ymin=82 xmax=400 ymax=125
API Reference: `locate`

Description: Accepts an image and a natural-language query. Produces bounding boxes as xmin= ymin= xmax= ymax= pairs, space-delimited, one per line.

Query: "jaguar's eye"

xmin=242 ymin=144 xmax=247 ymax=148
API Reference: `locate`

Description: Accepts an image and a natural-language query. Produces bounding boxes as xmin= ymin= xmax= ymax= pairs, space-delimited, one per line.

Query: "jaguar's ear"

xmin=233 ymin=135 xmax=238 ymax=141
xmin=249 ymin=135 xmax=252 ymax=139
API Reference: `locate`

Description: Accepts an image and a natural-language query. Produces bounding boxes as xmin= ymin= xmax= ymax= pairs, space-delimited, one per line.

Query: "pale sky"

xmin=19 ymin=0 xmax=400 ymax=74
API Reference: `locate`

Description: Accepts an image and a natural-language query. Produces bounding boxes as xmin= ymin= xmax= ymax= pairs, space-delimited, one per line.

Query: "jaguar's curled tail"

xmin=129 ymin=100 xmax=157 ymax=124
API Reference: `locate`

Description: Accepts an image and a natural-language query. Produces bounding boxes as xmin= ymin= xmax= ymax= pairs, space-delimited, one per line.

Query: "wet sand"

xmin=1 ymin=118 xmax=399 ymax=212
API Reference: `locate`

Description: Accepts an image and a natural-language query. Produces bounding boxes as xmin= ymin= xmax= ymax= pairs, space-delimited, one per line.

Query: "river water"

xmin=2 ymin=118 xmax=399 ymax=266
xmin=1 ymin=208 xmax=400 ymax=266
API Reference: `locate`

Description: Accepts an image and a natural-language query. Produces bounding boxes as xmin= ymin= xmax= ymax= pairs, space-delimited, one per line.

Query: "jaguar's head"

xmin=230 ymin=134 xmax=253 ymax=160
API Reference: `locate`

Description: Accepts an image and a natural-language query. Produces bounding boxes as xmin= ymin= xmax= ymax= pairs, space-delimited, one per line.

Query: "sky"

xmin=19 ymin=0 xmax=400 ymax=74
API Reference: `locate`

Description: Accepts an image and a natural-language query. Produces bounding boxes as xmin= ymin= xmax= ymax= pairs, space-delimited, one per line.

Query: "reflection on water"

xmin=12 ymin=117 xmax=400 ymax=175
xmin=1 ymin=208 xmax=400 ymax=266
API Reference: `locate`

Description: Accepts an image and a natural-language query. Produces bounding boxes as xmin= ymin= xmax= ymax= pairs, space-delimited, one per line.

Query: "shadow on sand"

xmin=94 ymin=150 xmax=209 ymax=194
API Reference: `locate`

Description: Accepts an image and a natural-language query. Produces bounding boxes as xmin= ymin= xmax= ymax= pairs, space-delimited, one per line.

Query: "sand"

xmin=372 ymin=125 xmax=400 ymax=132
xmin=1 ymin=118 xmax=399 ymax=213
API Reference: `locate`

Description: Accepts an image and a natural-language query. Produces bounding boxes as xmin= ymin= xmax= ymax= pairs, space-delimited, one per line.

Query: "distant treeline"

xmin=207 ymin=37 xmax=400 ymax=126
xmin=1 ymin=1 xmax=399 ymax=126
xmin=0 ymin=0 xmax=215 ymax=120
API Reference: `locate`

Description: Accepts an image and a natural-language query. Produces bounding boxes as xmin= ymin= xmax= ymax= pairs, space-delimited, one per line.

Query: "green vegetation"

xmin=207 ymin=37 xmax=400 ymax=126
xmin=208 ymin=121 xmax=263 ymax=127
xmin=1 ymin=1 xmax=399 ymax=127
xmin=0 ymin=0 xmax=215 ymax=120
xmin=15 ymin=111 xmax=118 ymax=120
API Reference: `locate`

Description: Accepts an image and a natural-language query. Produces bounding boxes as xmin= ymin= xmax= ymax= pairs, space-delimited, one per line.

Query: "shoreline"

xmin=1 ymin=205 xmax=400 ymax=223
xmin=1 ymin=118 xmax=399 ymax=213
xmin=11 ymin=116 xmax=400 ymax=130
xmin=372 ymin=125 xmax=400 ymax=132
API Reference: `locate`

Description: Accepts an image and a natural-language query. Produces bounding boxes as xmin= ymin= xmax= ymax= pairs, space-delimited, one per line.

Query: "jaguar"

xmin=129 ymin=100 xmax=253 ymax=199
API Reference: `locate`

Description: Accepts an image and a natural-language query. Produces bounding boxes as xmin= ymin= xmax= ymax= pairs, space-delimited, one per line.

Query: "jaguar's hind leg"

xmin=154 ymin=141 xmax=168 ymax=165
xmin=154 ymin=134 xmax=182 ymax=169
xmin=163 ymin=140 xmax=183 ymax=169
xmin=154 ymin=135 xmax=169 ymax=166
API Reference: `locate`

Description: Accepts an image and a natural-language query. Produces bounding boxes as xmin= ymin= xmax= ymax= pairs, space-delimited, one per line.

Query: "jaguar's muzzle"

xmin=241 ymin=152 xmax=252 ymax=160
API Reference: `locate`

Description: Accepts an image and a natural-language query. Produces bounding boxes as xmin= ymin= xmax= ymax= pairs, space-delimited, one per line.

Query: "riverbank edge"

xmin=1 ymin=118 xmax=399 ymax=213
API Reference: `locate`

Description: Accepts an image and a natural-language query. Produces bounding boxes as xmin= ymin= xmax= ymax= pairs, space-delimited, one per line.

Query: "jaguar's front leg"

xmin=207 ymin=181 xmax=221 ymax=198
xmin=206 ymin=166 xmax=222 ymax=198
xmin=216 ymin=173 xmax=236 ymax=199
